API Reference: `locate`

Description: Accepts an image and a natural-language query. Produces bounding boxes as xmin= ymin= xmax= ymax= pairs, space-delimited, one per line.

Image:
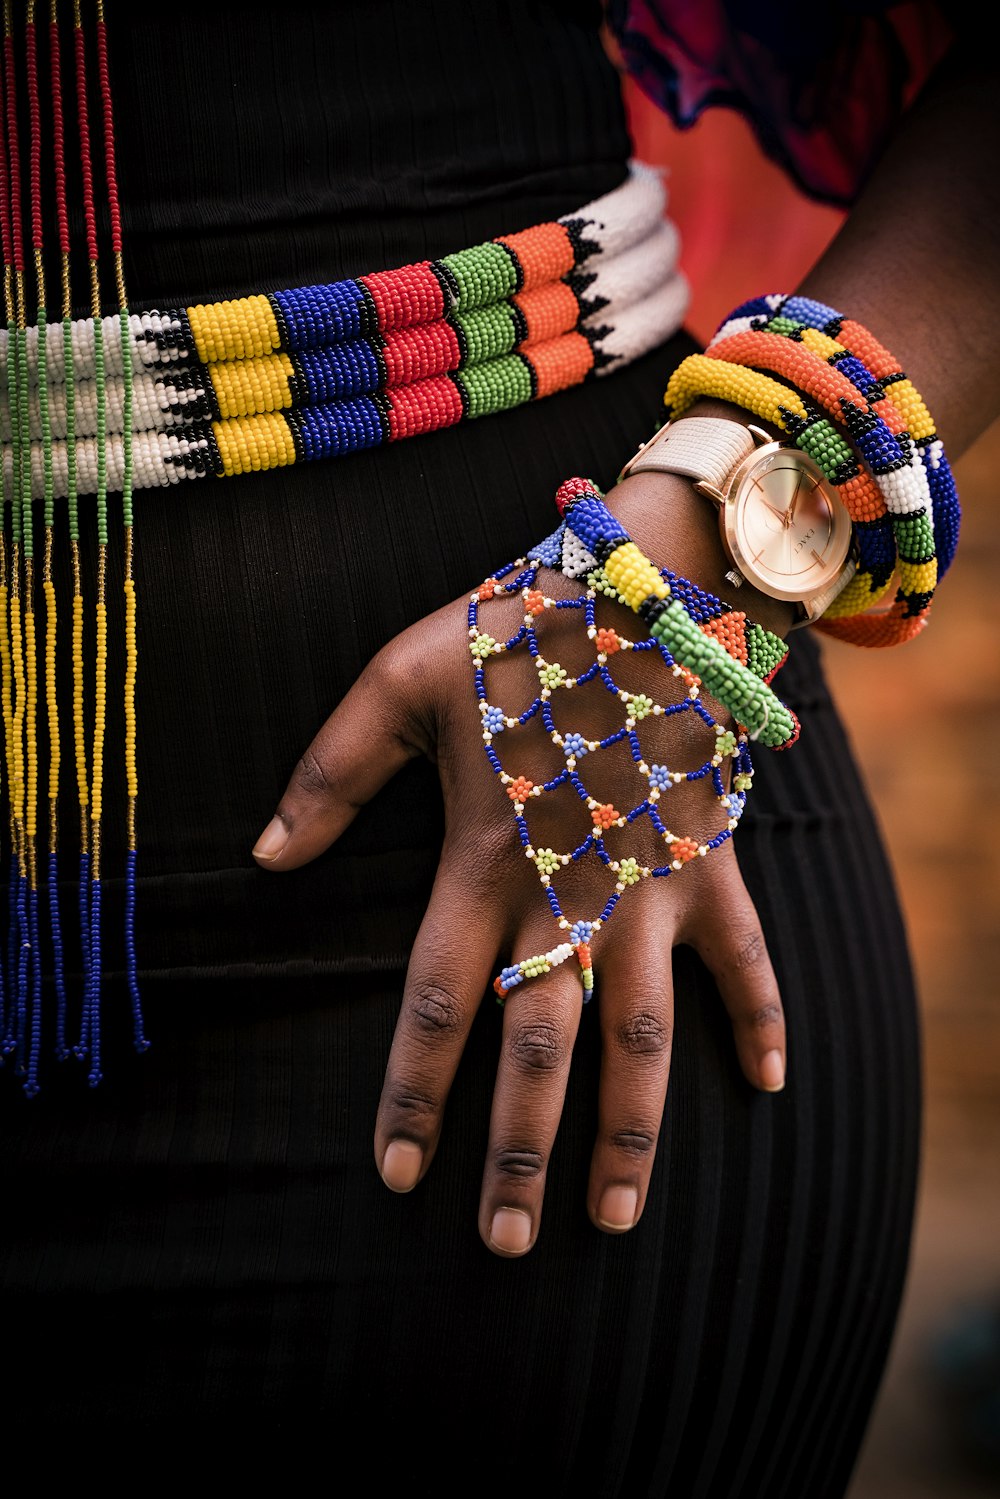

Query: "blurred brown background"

xmin=624 ymin=82 xmax=1000 ymax=1499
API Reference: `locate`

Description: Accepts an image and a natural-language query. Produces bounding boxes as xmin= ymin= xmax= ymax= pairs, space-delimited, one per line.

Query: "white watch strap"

xmin=626 ymin=416 xmax=755 ymax=489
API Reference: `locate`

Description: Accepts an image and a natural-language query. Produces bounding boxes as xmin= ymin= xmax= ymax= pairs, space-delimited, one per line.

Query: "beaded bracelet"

xmin=707 ymin=293 xmax=960 ymax=647
xmin=661 ymin=351 xmax=937 ymax=647
xmin=689 ymin=290 xmax=959 ymax=644
xmin=715 ymin=294 xmax=960 ymax=577
xmin=475 ymin=479 xmax=794 ymax=1003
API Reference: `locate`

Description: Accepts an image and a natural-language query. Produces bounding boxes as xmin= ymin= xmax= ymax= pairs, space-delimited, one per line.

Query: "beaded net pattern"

xmin=471 ymin=481 xmax=792 ymax=1002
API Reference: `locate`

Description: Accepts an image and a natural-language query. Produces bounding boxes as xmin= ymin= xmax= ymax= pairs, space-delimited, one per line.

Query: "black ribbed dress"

xmin=0 ymin=4 xmax=921 ymax=1494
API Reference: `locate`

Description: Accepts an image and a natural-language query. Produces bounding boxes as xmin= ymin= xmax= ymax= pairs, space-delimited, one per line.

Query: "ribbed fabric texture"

xmin=0 ymin=4 xmax=920 ymax=1491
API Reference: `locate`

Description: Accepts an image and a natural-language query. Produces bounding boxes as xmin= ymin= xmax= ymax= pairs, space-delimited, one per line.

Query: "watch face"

xmin=726 ymin=449 xmax=853 ymax=602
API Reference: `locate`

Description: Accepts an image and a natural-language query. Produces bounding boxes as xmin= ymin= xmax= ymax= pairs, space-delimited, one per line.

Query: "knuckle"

xmin=615 ymin=1009 xmax=672 ymax=1058
xmin=608 ymin=1126 xmax=658 ymax=1158
xmin=506 ymin=1019 xmax=567 ymax=1074
xmin=382 ymin=1086 xmax=439 ymax=1130
xmin=492 ymin=1145 xmax=546 ymax=1181
xmin=745 ymin=1001 xmax=783 ymax=1032
xmin=407 ymin=983 xmax=465 ymax=1037
xmin=730 ymin=928 xmax=767 ymax=972
xmin=294 ymin=746 xmax=331 ymax=801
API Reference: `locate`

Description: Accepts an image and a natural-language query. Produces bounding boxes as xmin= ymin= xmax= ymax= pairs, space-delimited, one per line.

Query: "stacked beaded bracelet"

xmin=659 ymin=293 xmax=959 ymax=648
xmin=473 ymin=478 xmax=795 ymax=1003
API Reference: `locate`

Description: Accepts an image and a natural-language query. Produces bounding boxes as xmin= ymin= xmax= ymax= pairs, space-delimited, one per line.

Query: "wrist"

xmin=606 ymin=462 xmax=797 ymax=640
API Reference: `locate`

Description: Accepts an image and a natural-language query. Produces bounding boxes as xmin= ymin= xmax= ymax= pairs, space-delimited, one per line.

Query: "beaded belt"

xmin=0 ymin=4 xmax=690 ymax=1094
xmin=1 ymin=161 xmax=688 ymax=498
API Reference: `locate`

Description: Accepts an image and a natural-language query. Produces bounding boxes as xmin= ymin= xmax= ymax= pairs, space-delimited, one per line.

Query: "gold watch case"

xmin=694 ymin=428 xmax=855 ymax=610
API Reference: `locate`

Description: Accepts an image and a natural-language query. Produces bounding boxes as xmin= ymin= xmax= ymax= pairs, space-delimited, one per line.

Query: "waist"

xmin=2 ymin=163 xmax=688 ymax=500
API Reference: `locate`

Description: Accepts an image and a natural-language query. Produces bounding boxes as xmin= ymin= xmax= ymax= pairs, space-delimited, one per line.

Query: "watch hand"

xmin=760 ymin=497 xmax=788 ymax=524
xmin=786 ymin=473 xmax=806 ymax=527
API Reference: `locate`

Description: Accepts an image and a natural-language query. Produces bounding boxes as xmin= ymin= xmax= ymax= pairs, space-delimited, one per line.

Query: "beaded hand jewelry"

xmin=473 ymin=478 xmax=794 ymax=1004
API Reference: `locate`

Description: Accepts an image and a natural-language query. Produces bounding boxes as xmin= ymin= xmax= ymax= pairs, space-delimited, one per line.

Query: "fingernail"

xmin=382 ymin=1140 xmax=423 ymax=1192
xmin=760 ymin=1050 xmax=785 ymax=1091
xmin=597 ymin=1184 xmax=638 ymax=1231
xmin=489 ymin=1208 xmax=532 ymax=1254
xmin=253 ymin=815 xmax=288 ymax=862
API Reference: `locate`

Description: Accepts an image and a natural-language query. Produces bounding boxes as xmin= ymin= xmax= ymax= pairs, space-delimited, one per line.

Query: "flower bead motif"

xmin=648 ymin=763 xmax=672 ymax=791
xmin=669 ymin=837 xmax=700 ymax=865
xmin=629 ymin=693 xmax=654 ymax=721
xmin=483 ymin=705 xmax=507 ymax=736
xmin=539 ymin=661 xmax=568 ymax=690
xmin=563 ymin=732 xmax=589 ymax=759
xmin=617 ymin=857 xmax=642 ymax=887
xmin=592 ymin=803 xmax=620 ymax=830
xmin=470 ymin=632 xmax=497 ymax=660
xmin=595 ymin=627 xmax=620 ymax=654
xmin=507 ymin=775 xmax=534 ymax=803
xmin=534 ymin=847 xmax=561 ymax=876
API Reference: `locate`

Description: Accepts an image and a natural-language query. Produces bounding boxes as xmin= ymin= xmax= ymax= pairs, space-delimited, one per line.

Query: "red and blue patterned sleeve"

xmin=604 ymin=0 xmax=954 ymax=206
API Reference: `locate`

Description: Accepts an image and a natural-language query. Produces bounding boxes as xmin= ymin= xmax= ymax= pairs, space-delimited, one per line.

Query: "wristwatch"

xmin=620 ymin=415 xmax=857 ymax=625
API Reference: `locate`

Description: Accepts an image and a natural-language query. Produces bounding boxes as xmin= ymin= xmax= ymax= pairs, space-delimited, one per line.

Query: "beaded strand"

xmin=1 ymin=1 xmax=145 ymax=1094
xmin=2 ymin=0 xmax=36 ymax=1082
xmin=95 ymin=0 xmax=144 ymax=1056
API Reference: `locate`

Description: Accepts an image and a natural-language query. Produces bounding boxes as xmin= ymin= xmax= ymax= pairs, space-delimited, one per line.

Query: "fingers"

xmin=685 ymin=857 xmax=786 ymax=1094
xmin=586 ymin=913 xmax=676 ymax=1235
xmin=477 ymin=937 xmax=586 ymax=1257
xmin=252 ymin=638 xmax=428 ymax=871
xmin=375 ymin=856 xmax=506 ymax=1193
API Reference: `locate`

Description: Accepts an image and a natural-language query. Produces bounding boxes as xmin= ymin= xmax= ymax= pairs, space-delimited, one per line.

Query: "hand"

xmin=252 ymin=492 xmax=788 ymax=1258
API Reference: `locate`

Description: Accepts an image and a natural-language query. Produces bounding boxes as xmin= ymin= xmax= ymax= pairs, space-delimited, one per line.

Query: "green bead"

xmin=458 ymin=355 xmax=533 ymax=418
xmin=455 ymin=303 xmax=518 ymax=364
xmin=442 ymin=242 xmax=518 ymax=312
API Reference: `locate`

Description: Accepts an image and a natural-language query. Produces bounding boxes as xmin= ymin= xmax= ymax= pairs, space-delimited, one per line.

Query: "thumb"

xmin=252 ymin=641 xmax=429 ymax=871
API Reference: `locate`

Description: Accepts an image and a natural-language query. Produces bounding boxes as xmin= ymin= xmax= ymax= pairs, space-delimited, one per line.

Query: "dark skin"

xmin=252 ymin=32 xmax=1000 ymax=1257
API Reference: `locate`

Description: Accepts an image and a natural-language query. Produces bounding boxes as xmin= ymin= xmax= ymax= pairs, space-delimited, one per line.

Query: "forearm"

xmin=797 ymin=32 xmax=1000 ymax=460
xmin=606 ymin=30 xmax=999 ymax=625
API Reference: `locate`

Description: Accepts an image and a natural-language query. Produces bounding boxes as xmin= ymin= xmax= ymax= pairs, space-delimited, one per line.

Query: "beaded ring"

xmin=474 ymin=480 xmax=794 ymax=1003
